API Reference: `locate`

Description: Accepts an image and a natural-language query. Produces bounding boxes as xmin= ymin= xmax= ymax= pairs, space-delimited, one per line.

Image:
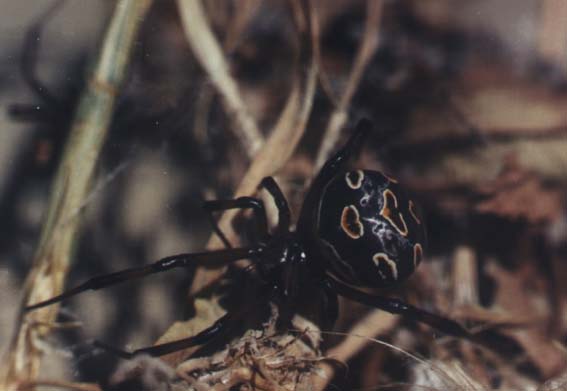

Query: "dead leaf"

xmin=475 ymin=156 xmax=563 ymax=223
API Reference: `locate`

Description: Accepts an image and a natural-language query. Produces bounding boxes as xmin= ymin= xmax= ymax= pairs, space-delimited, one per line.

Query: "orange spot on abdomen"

xmin=341 ymin=205 xmax=364 ymax=239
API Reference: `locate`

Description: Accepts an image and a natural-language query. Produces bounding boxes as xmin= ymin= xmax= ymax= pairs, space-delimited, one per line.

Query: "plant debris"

xmin=1 ymin=1 xmax=567 ymax=390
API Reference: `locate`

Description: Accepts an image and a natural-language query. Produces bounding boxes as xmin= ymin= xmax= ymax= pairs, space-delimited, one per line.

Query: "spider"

xmin=26 ymin=119 xmax=475 ymax=359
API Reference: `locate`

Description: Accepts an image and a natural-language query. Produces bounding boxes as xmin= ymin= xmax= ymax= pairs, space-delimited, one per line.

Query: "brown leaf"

xmin=485 ymin=262 xmax=567 ymax=378
xmin=475 ymin=156 xmax=563 ymax=223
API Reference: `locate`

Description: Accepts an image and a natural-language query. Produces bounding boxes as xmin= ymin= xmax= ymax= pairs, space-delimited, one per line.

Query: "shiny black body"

xmin=26 ymin=119 xmax=473 ymax=359
xmin=317 ymin=170 xmax=425 ymax=286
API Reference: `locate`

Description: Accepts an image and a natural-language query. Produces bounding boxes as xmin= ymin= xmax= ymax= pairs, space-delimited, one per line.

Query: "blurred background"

xmin=1 ymin=0 xmax=567 ymax=389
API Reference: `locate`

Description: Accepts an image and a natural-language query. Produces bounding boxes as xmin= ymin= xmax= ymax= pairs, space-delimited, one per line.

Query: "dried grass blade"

xmin=0 ymin=0 xmax=152 ymax=388
xmin=176 ymin=0 xmax=264 ymax=157
xmin=314 ymin=0 xmax=384 ymax=170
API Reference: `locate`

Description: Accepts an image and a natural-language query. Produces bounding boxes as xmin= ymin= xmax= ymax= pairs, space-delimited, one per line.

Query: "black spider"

xmin=26 ymin=119 xmax=475 ymax=358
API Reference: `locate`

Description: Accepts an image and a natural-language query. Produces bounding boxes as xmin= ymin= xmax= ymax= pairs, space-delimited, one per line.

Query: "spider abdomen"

xmin=316 ymin=170 xmax=426 ymax=286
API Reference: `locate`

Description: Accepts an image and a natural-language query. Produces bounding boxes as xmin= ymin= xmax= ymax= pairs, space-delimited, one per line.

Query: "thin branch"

xmin=176 ymin=0 xmax=264 ymax=158
xmin=222 ymin=0 xmax=262 ymax=51
xmin=312 ymin=329 xmax=465 ymax=391
xmin=193 ymin=0 xmax=261 ymax=154
xmin=0 ymin=0 xmax=152 ymax=387
xmin=17 ymin=380 xmax=102 ymax=391
xmin=312 ymin=310 xmax=398 ymax=390
xmin=314 ymin=0 xmax=383 ymax=170
xmin=538 ymin=0 xmax=567 ymax=71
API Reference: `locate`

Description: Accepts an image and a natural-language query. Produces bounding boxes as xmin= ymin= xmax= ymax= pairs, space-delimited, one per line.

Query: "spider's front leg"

xmin=204 ymin=176 xmax=292 ymax=248
xmin=259 ymin=177 xmax=291 ymax=234
xmin=95 ymin=312 xmax=234 ymax=358
xmin=25 ymin=247 xmax=263 ymax=311
xmin=203 ymin=197 xmax=269 ymax=247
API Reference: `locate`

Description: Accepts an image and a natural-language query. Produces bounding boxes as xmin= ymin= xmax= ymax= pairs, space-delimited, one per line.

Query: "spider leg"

xmin=322 ymin=280 xmax=339 ymax=329
xmin=95 ymin=282 xmax=274 ymax=359
xmin=326 ymin=276 xmax=475 ymax=341
xmin=94 ymin=313 xmax=233 ymax=359
xmin=259 ymin=177 xmax=291 ymax=234
xmin=203 ymin=197 xmax=269 ymax=247
xmin=297 ymin=118 xmax=372 ymax=232
xmin=25 ymin=247 xmax=263 ymax=311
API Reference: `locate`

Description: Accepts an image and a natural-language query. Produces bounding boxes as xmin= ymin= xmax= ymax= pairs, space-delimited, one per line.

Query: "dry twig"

xmin=312 ymin=310 xmax=397 ymax=390
xmin=16 ymin=380 xmax=102 ymax=391
xmin=193 ymin=0 xmax=262 ymax=147
xmin=314 ymin=0 xmax=383 ymax=170
xmin=176 ymin=0 xmax=264 ymax=157
xmin=538 ymin=0 xmax=567 ymax=71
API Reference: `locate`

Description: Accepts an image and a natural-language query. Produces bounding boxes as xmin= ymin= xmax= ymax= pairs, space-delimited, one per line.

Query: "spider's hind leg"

xmin=321 ymin=280 xmax=339 ymax=329
xmin=326 ymin=276 xmax=475 ymax=341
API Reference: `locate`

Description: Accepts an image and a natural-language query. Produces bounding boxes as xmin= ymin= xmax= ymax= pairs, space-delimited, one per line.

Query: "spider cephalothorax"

xmin=26 ymin=119 xmax=473 ymax=359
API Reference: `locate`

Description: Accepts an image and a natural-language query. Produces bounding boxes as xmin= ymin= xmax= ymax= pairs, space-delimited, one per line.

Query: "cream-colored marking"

xmin=372 ymin=253 xmax=398 ymax=280
xmin=380 ymin=189 xmax=409 ymax=236
xmin=409 ymin=200 xmax=421 ymax=224
xmin=398 ymin=214 xmax=408 ymax=235
xmin=360 ymin=192 xmax=371 ymax=206
xmin=413 ymin=243 xmax=423 ymax=268
xmin=345 ymin=170 xmax=364 ymax=189
xmin=384 ymin=188 xmax=398 ymax=207
xmin=382 ymin=172 xmax=398 ymax=183
xmin=341 ymin=205 xmax=364 ymax=239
